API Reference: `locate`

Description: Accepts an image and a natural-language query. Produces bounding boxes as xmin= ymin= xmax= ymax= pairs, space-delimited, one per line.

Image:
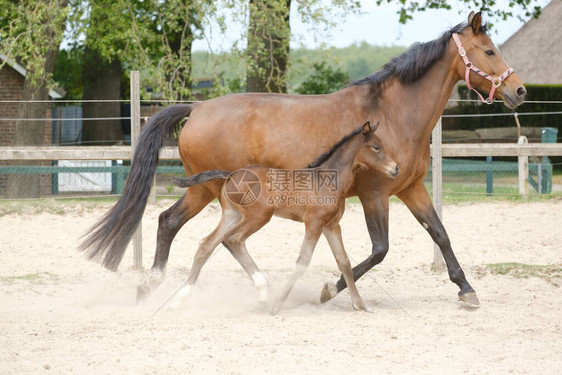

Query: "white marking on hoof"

xmin=252 ymin=272 xmax=269 ymax=303
xmin=422 ymin=222 xmax=429 ymax=229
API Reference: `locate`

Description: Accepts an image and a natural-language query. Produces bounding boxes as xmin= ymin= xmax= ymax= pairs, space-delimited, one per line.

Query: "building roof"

xmin=500 ymin=1 xmax=562 ymax=84
xmin=0 ymin=53 xmax=66 ymax=99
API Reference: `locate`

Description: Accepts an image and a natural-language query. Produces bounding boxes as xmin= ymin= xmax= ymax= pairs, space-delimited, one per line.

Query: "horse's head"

xmin=453 ymin=11 xmax=526 ymax=109
xmin=355 ymin=121 xmax=399 ymax=179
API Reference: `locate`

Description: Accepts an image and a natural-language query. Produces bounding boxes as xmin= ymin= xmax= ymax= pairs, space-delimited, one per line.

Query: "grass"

xmin=435 ymin=183 xmax=562 ymax=204
xmin=483 ymin=263 xmax=562 ymax=285
xmin=0 ymin=272 xmax=57 ymax=284
xmin=0 ymin=196 xmax=118 ymax=216
xmin=344 ymin=182 xmax=562 ymax=205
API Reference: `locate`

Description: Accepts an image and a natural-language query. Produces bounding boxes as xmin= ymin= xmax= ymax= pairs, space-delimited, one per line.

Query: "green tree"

xmin=384 ymin=0 xmax=542 ymax=24
xmin=53 ymin=47 xmax=84 ymax=100
xmin=246 ymin=0 xmax=291 ymax=93
xmin=61 ymin=0 xmax=212 ymax=102
xmin=79 ymin=0 xmax=127 ymax=145
xmin=60 ymin=0 xmax=212 ymax=144
xmin=238 ymin=0 xmax=359 ymax=93
xmin=295 ymin=62 xmax=349 ymax=94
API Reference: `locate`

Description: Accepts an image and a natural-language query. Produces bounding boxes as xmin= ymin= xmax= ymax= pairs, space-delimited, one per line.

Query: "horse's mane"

xmin=307 ymin=125 xmax=364 ymax=168
xmin=352 ymin=21 xmax=487 ymax=88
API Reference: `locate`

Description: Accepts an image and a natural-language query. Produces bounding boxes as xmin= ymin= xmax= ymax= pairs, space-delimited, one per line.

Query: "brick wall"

xmin=0 ymin=64 xmax=22 ymax=146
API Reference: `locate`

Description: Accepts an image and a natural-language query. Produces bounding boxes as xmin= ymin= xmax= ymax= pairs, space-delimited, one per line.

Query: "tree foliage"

xmin=0 ymin=0 xmax=70 ymax=91
xmin=222 ymin=0 xmax=360 ymax=93
xmin=295 ymin=62 xmax=349 ymax=94
xmin=53 ymin=47 xmax=85 ymax=100
xmin=246 ymin=0 xmax=291 ymax=93
xmin=67 ymin=0 xmax=214 ymax=101
xmin=378 ymin=0 xmax=543 ymax=24
xmin=191 ymin=43 xmax=407 ymax=93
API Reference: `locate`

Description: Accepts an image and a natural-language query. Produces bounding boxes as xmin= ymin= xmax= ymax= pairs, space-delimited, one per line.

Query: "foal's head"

xmin=354 ymin=121 xmax=399 ymax=179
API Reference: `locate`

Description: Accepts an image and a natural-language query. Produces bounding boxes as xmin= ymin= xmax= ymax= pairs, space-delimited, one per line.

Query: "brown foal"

xmin=170 ymin=122 xmax=398 ymax=313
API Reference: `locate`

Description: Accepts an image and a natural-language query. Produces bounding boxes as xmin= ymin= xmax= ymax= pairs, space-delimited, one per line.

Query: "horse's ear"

xmin=362 ymin=121 xmax=371 ymax=136
xmin=371 ymin=121 xmax=379 ymax=132
xmin=471 ymin=11 xmax=482 ymax=34
xmin=467 ymin=11 xmax=475 ymax=25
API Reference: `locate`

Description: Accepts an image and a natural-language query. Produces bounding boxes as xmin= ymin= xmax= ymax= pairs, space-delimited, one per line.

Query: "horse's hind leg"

xmin=223 ymin=214 xmax=273 ymax=304
xmin=171 ymin=208 xmax=242 ymax=309
xmin=271 ymin=224 xmax=322 ymax=315
xmin=323 ymin=223 xmax=368 ymax=312
xmin=222 ymin=241 xmax=270 ymax=304
xmin=137 ymin=184 xmax=215 ymax=301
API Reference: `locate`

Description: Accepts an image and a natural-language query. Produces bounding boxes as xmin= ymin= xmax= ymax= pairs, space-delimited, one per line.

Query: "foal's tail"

xmin=172 ymin=170 xmax=231 ymax=188
xmin=79 ymin=104 xmax=193 ymax=271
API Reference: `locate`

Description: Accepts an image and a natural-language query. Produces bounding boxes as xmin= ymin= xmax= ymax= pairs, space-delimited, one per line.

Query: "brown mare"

xmin=80 ymin=12 xmax=526 ymax=307
xmin=168 ymin=121 xmax=398 ymax=313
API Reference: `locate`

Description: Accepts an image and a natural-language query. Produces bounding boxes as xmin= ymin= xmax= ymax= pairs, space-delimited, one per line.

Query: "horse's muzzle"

xmin=503 ymin=86 xmax=527 ymax=109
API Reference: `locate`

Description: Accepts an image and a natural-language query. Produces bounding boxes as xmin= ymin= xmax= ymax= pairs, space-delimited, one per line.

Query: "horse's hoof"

xmin=136 ymin=284 xmax=150 ymax=303
xmin=353 ymin=302 xmax=372 ymax=313
xmin=320 ymin=282 xmax=338 ymax=304
xmin=459 ymin=291 xmax=480 ymax=308
xmin=270 ymin=303 xmax=282 ymax=316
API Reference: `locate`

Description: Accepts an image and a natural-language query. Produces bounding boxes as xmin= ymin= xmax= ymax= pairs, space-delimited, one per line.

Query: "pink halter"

xmin=452 ymin=33 xmax=514 ymax=104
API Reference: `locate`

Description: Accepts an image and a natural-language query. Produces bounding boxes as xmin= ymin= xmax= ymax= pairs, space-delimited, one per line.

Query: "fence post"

xmin=130 ymin=71 xmax=143 ymax=270
xmin=518 ymin=136 xmax=529 ymax=197
xmin=431 ymin=117 xmax=446 ymax=272
xmin=486 ymin=156 xmax=493 ymax=196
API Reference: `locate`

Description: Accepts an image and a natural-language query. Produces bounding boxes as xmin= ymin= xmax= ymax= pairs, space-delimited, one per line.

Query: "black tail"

xmin=79 ymin=104 xmax=193 ymax=271
xmin=172 ymin=170 xmax=231 ymax=188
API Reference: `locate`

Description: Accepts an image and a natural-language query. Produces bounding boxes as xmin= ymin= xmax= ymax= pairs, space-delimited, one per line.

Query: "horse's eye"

xmin=372 ymin=145 xmax=380 ymax=152
xmin=485 ymin=49 xmax=495 ymax=56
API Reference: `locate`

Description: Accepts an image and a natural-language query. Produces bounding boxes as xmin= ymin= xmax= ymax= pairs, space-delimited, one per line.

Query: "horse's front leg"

xmin=322 ymin=222 xmax=369 ymax=312
xmin=321 ymin=193 xmax=390 ymax=303
xmin=272 ymin=224 xmax=322 ymax=315
xmin=396 ymin=179 xmax=479 ymax=306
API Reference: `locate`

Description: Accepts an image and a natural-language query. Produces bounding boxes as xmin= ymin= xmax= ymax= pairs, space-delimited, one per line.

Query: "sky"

xmin=191 ymin=0 xmax=552 ymax=52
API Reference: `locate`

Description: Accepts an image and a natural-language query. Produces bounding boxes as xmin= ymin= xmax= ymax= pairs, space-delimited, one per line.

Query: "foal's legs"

xmin=397 ymin=179 xmax=479 ymax=306
xmin=223 ymin=214 xmax=274 ymax=304
xmin=171 ymin=208 xmax=242 ymax=308
xmin=137 ymin=185 xmax=215 ymax=301
xmin=321 ymin=193 xmax=390 ymax=303
xmin=271 ymin=224 xmax=322 ymax=315
xmin=322 ymin=222 xmax=368 ymax=311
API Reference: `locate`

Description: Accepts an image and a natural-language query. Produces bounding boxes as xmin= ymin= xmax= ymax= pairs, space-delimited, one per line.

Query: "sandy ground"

xmin=0 ymin=199 xmax=561 ymax=374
